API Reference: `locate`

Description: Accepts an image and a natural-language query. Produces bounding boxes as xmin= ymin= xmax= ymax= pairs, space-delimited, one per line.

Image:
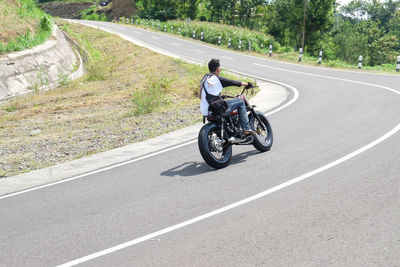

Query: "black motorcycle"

xmin=198 ymin=86 xmax=273 ymax=169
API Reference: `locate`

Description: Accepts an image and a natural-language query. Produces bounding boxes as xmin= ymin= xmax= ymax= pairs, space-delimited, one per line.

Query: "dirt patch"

xmin=0 ymin=0 xmax=38 ymax=43
xmin=39 ymin=2 xmax=95 ymax=19
xmin=103 ymin=0 xmax=136 ymax=20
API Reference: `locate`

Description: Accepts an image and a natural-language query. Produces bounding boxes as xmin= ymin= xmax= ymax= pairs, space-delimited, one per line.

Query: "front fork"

xmin=249 ymin=109 xmax=266 ymax=131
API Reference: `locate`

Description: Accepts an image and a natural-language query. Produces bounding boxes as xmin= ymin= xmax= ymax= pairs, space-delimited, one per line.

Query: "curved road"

xmin=1 ymin=21 xmax=400 ymax=266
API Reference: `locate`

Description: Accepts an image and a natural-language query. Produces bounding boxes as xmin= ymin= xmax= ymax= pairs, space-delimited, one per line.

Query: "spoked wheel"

xmin=198 ymin=123 xmax=232 ymax=169
xmin=251 ymin=111 xmax=273 ymax=152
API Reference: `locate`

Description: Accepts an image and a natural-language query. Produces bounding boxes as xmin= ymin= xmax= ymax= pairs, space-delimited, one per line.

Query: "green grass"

xmin=115 ymin=18 xmax=399 ymax=74
xmin=0 ymin=0 xmax=53 ymax=55
xmin=274 ymin=52 xmax=399 ymax=73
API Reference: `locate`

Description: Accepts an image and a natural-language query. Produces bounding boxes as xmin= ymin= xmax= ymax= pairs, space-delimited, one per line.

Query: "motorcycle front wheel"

xmin=198 ymin=123 xmax=232 ymax=169
xmin=251 ymin=111 xmax=273 ymax=152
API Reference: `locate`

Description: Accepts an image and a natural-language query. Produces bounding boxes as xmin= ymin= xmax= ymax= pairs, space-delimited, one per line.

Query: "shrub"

xmin=131 ymin=76 xmax=171 ymax=115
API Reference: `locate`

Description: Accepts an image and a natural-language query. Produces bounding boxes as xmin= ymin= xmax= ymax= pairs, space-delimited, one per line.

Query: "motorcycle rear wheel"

xmin=198 ymin=123 xmax=232 ymax=169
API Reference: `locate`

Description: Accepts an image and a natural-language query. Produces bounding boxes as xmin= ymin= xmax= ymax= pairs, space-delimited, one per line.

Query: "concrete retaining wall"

xmin=0 ymin=25 xmax=79 ymax=100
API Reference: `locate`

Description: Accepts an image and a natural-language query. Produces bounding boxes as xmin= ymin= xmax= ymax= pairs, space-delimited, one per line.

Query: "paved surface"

xmin=1 ymin=20 xmax=400 ymax=266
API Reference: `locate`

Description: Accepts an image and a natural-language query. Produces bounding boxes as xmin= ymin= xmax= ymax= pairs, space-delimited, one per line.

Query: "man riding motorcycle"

xmin=200 ymin=58 xmax=256 ymax=136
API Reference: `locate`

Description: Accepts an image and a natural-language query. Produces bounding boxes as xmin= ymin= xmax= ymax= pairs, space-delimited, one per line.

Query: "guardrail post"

xmin=228 ymin=37 xmax=231 ymax=48
xmin=171 ymin=26 xmax=174 ymax=32
xmin=248 ymin=41 xmax=251 ymax=52
xmin=178 ymin=28 xmax=180 ymax=35
xmin=299 ymin=48 xmax=303 ymax=62
xmin=218 ymin=36 xmax=221 ymax=46
xmin=396 ymin=56 xmax=400 ymax=72
xmin=193 ymin=31 xmax=196 ymax=39
xmin=318 ymin=51 xmax=323 ymax=65
xmin=239 ymin=40 xmax=242 ymax=50
xmin=358 ymin=55 xmax=363 ymax=69
xmin=269 ymin=45 xmax=272 ymax=57
xmin=201 ymin=32 xmax=204 ymax=41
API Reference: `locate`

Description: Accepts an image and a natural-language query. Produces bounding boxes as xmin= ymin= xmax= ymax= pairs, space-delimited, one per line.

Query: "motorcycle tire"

xmin=251 ymin=112 xmax=273 ymax=152
xmin=198 ymin=123 xmax=232 ymax=169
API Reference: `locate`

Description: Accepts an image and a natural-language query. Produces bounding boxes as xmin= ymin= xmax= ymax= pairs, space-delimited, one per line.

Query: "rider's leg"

xmin=226 ymin=98 xmax=251 ymax=131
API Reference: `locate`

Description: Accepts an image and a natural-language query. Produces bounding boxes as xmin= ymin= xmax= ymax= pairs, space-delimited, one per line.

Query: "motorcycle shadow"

xmin=160 ymin=150 xmax=260 ymax=178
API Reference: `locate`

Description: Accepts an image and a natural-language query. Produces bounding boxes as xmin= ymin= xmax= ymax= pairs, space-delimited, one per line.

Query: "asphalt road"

xmin=1 ymin=21 xmax=400 ymax=266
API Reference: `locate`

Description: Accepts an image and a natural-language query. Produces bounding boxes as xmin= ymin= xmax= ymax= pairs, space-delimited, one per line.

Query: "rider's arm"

xmin=218 ymin=76 xmax=248 ymax=88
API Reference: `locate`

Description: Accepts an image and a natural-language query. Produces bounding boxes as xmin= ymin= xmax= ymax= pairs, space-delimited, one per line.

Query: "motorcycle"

xmin=198 ymin=85 xmax=273 ymax=169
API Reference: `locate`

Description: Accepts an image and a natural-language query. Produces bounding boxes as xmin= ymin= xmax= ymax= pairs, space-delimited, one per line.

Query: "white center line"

xmin=171 ymin=42 xmax=181 ymax=46
xmin=221 ymin=56 xmax=233 ymax=60
xmin=194 ymin=49 xmax=205 ymax=53
xmin=151 ymin=36 xmax=159 ymax=40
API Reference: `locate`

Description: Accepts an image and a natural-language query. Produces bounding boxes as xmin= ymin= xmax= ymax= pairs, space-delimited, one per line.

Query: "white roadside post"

xmin=218 ymin=36 xmax=221 ymax=46
xmin=396 ymin=56 xmax=400 ymax=72
xmin=178 ymin=28 xmax=180 ymax=35
xmin=171 ymin=26 xmax=173 ymax=32
xmin=318 ymin=50 xmax=323 ymax=65
xmin=248 ymin=40 xmax=251 ymax=52
xmin=358 ymin=55 xmax=363 ymax=69
xmin=193 ymin=31 xmax=195 ymax=39
xmin=269 ymin=44 xmax=272 ymax=57
xmin=201 ymin=32 xmax=204 ymax=41
xmin=228 ymin=37 xmax=231 ymax=48
xmin=239 ymin=40 xmax=242 ymax=50
xmin=299 ymin=48 xmax=303 ymax=62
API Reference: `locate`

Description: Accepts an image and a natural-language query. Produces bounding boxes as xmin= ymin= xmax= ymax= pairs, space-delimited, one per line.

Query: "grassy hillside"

xmin=0 ymin=0 xmax=53 ymax=55
xmin=0 ymin=20 xmax=254 ymax=178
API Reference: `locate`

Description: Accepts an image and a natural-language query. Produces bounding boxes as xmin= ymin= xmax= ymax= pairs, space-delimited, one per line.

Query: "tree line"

xmin=135 ymin=0 xmax=400 ymax=66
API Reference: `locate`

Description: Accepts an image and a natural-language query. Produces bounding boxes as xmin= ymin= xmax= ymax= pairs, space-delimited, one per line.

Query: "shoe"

xmin=243 ymin=130 xmax=256 ymax=136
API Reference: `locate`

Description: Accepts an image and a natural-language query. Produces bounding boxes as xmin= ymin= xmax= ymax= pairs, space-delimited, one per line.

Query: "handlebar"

xmin=223 ymin=85 xmax=258 ymax=99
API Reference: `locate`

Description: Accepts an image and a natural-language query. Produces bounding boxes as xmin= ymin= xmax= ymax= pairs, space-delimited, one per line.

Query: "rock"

xmin=29 ymin=129 xmax=42 ymax=136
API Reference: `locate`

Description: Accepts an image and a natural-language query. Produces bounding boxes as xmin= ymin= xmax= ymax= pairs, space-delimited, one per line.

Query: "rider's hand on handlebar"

xmin=244 ymin=82 xmax=253 ymax=89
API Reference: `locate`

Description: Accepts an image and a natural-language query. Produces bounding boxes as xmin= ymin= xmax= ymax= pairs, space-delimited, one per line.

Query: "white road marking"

xmin=171 ymin=42 xmax=181 ymax=46
xmin=0 ymin=78 xmax=298 ymax=201
xmin=221 ymin=56 xmax=233 ymax=60
xmin=57 ymin=119 xmax=400 ymax=267
xmin=253 ymin=63 xmax=400 ymax=94
xmin=151 ymin=36 xmax=159 ymax=40
xmin=194 ymin=49 xmax=205 ymax=53
xmin=0 ymin=140 xmax=196 ymax=200
xmin=58 ymin=25 xmax=400 ymax=264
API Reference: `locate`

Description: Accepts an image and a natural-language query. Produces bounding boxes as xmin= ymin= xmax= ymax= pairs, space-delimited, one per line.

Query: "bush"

xmin=134 ymin=19 xmax=283 ymax=53
xmin=40 ymin=14 xmax=53 ymax=32
xmin=131 ymin=76 xmax=171 ymax=115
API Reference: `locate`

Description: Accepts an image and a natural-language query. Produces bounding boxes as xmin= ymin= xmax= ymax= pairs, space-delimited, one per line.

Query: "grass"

xmin=0 ymin=20 xmax=254 ymax=178
xmin=0 ymin=0 xmax=53 ymax=55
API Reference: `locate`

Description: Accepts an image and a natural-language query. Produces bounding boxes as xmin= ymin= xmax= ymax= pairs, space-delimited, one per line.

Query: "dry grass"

xmin=0 ymin=20 xmax=252 ymax=178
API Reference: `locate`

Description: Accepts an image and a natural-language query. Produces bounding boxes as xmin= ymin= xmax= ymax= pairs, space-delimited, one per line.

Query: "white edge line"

xmin=0 ymin=23 xmax=299 ymax=200
xmin=99 ymin=20 xmax=400 ymax=78
xmin=56 ymin=20 xmax=400 ymax=267
xmin=0 ymin=140 xmax=196 ymax=200
xmin=57 ymin=121 xmax=400 ymax=267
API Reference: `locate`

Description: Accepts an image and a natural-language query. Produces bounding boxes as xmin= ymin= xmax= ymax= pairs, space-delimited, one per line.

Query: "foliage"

xmin=80 ymin=6 xmax=108 ymax=21
xmin=134 ymin=18 xmax=282 ymax=53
